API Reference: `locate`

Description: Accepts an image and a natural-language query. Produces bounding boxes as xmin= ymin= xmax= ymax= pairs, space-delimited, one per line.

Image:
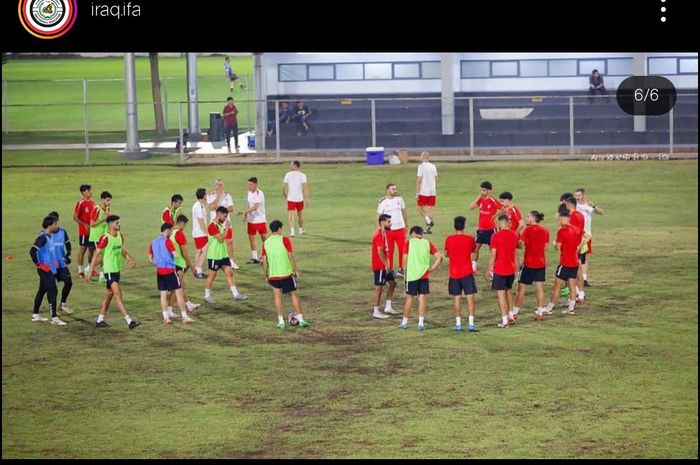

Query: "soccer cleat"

xmin=399 ymin=323 xmax=408 ymax=329
xmin=233 ymin=293 xmax=248 ymax=301
xmin=584 ymin=280 xmax=590 ymax=287
xmin=468 ymin=323 xmax=477 ymax=332
xmin=186 ymin=302 xmax=201 ymax=311
xmin=51 ymin=317 xmax=68 ymax=326
xmin=128 ymin=320 xmax=141 ymax=329
xmin=298 ymin=320 xmax=310 ymax=328
xmin=535 ymin=312 xmax=544 ymax=321
xmin=290 ymin=231 xmax=295 ymax=237
xmin=560 ymin=287 xmax=570 ymax=297
xmin=542 ymin=308 xmax=553 ymax=315
xmin=276 ymin=322 xmax=285 ymax=330
xmin=230 ymin=261 xmax=240 ymax=270
xmin=95 ymin=320 xmax=109 ymax=328
xmin=561 ymin=307 xmax=573 ymax=314
xmin=497 ymin=322 xmax=510 ymax=328
xmin=32 ymin=314 xmax=48 ymax=322
xmin=61 ymin=304 xmax=74 ymax=314
xmin=246 ymin=258 xmax=260 ymax=265
xmin=204 ymin=296 xmax=216 ymax=304
xmin=373 ymin=310 xmax=390 ymax=319
xmin=182 ymin=316 xmax=195 ymax=324
xmin=298 ymin=228 xmax=304 ymax=236
xmin=394 ymin=269 xmax=404 ymax=279
xmin=428 ymin=220 xmax=435 ymax=227
xmin=565 ymin=310 xmax=577 ymax=316
xmin=508 ymin=317 xmax=516 ymax=326
xmin=453 ymin=324 xmax=463 ymax=332
xmin=195 ymin=272 xmax=207 ymax=279
xmin=384 ymin=307 xmax=400 ymax=315
xmin=417 ymin=324 xmax=425 ymax=331
xmin=167 ymin=311 xmax=178 ymax=319
xmin=424 ymin=226 xmax=432 ymax=234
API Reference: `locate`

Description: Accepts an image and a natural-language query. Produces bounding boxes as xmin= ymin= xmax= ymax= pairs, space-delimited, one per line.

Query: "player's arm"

xmin=178 ymin=236 xmax=195 ymax=272
xmin=239 ymin=202 xmax=260 ymax=215
xmin=378 ymin=245 xmax=390 ymax=270
xmin=429 ymin=250 xmax=443 ymax=272
xmin=89 ymin=237 xmax=105 ymax=274
xmin=64 ymin=230 xmax=72 ymax=264
xmin=29 ymin=235 xmax=50 ymax=270
xmin=401 ymin=208 xmax=408 ymax=228
xmin=590 ymin=202 xmax=604 ymax=215
xmin=73 ymin=203 xmax=87 ymax=228
xmin=208 ymin=193 xmax=221 ymax=211
xmin=579 ymin=231 xmax=592 ymax=251
xmin=89 ymin=207 xmax=103 ymax=227
xmin=415 ymin=175 xmax=422 ymax=198
xmin=288 ymin=251 xmax=299 ymax=277
xmin=303 ymin=182 xmax=310 ymax=206
xmin=469 ymin=196 xmax=480 ymax=210
xmin=282 ymin=181 xmax=288 ymax=199
xmin=487 ymin=247 xmax=497 ymax=277
xmin=261 ymin=255 xmax=269 ymax=281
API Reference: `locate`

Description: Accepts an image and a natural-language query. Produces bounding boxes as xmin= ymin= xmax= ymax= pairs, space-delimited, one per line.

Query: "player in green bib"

xmin=87 ymin=191 xmax=112 ymax=283
xmin=204 ymin=206 xmax=248 ymax=303
xmin=89 ymin=214 xmax=141 ymax=329
xmin=400 ymin=226 xmax=442 ymax=331
xmin=261 ymin=220 xmax=308 ymax=330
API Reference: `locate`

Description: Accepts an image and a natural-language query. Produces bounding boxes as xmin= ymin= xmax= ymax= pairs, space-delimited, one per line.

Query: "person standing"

xmin=542 ymin=210 xmax=591 ymax=317
xmin=238 ymin=177 xmax=268 ymax=265
xmin=399 ymin=226 xmax=442 ymax=330
xmin=207 ymin=179 xmax=239 ymax=269
xmin=48 ymin=211 xmax=74 ymax=315
xmin=469 ymin=181 xmax=503 ymax=271
xmin=444 ymin=216 xmax=477 ymax=332
xmin=564 ymin=196 xmax=587 ymax=304
xmin=496 ymin=191 xmax=523 ymax=233
xmin=261 ymin=220 xmax=309 ymax=330
xmin=204 ymin=207 xmax=248 ymax=303
xmin=161 ymin=194 xmax=184 ymax=225
xmin=574 ymin=187 xmax=604 ymax=287
xmin=415 ymin=151 xmax=438 ymax=234
xmin=377 ymin=183 xmax=408 ymax=278
xmin=148 ymin=223 xmax=195 ymax=326
xmin=88 ymin=191 xmax=112 ymax=282
xmin=282 ymin=160 xmax=310 ymax=237
xmin=192 ymin=187 xmax=210 ymax=278
xmin=487 ymin=215 xmax=519 ymax=328
xmin=224 ymin=56 xmax=244 ymax=91
xmin=170 ymin=214 xmax=200 ymax=313
xmin=513 ymin=211 xmax=550 ymax=321
xmin=222 ymin=97 xmax=239 ymax=152
xmin=73 ymin=183 xmax=95 ymax=279
xmin=90 ymin=215 xmax=141 ymax=329
xmin=29 ymin=215 xmax=67 ymax=326
xmin=371 ymin=214 xmax=398 ymax=319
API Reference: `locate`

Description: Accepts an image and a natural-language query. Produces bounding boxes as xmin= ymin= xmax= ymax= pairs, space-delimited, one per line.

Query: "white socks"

xmin=251 ymin=251 xmax=259 ymax=260
xmin=401 ymin=317 xmax=409 ymax=326
xmin=455 ymin=316 xmax=461 ymax=326
xmin=125 ymin=315 xmax=132 ymax=325
xmin=278 ymin=315 xmax=284 ymax=324
xmin=205 ymin=288 xmax=211 ymax=297
xmin=385 ymin=300 xmax=392 ymax=309
xmin=511 ymin=306 xmax=520 ymax=315
xmin=424 ymin=215 xmax=431 ymax=224
xmin=230 ymin=286 xmax=240 ymax=297
xmin=97 ymin=314 xmax=105 ymax=323
xmin=418 ymin=316 xmax=424 ymax=326
xmin=468 ymin=315 xmax=475 ymax=325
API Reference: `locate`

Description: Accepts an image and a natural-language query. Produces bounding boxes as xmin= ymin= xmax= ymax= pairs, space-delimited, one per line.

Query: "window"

xmin=520 ymin=60 xmax=548 ymax=77
xmin=364 ymin=63 xmax=392 ymax=79
xmin=579 ymin=60 xmax=606 ymax=76
xmin=421 ymin=62 xmax=441 ymax=79
xmin=461 ymin=61 xmax=490 ymax=78
xmin=336 ymin=63 xmax=363 ymax=80
xmin=393 ymin=63 xmax=420 ymax=79
xmin=491 ymin=61 xmax=518 ymax=77
xmin=679 ymin=58 xmax=698 ymax=74
xmin=648 ymin=57 xmax=677 ymax=75
xmin=279 ymin=64 xmax=306 ymax=81
xmin=549 ymin=60 xmax=577 ymax=76
xmin=308 ymin=64 xmax=334 ymax=80
xmin=607 ymin=58 xmax=633 ymax=76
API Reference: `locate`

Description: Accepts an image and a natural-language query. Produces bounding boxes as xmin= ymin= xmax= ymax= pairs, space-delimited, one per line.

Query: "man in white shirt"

xmin=575 ymin=187 xmax=604 ymax=287
xmin=207 ymin=179 xmax=240 ymax=269
xmin=282 ymin=160 xmax=310 ymax=237
xmin=191 ymin=187 xmax=210 ymax=278
xmin=238 ymin=176 xmax=268 ymax=264
xmin=376 ymin=183 xmax=408 ymax=278
xmin=415 ymin=151 xmax=438 ymax=234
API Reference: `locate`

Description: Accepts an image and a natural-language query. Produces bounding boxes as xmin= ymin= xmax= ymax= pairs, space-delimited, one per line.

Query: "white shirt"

xmin=207 ymin=191 xmax=234 ymax=221
xmin=191 ymin=200 xmax=208 ymax=238
xmin=246 ymin=189 xmax=266 ymax=224
xmin=377 ymin=196 xmax=406 ymax=230
xmin=417 ymin=162 xmax=438 ymax=196
xmin=576 ymin=203 xmax=594 ymax=234
xmin=283 ymin=171 xmax=308 ymax=202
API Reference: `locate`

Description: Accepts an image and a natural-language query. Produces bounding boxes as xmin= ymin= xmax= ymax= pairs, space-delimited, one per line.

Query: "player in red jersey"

xmin=469 ymin=181 xmax=502 ymax=272
xmin=444 ymin=216 xmax=477 ymax=332
xmin=371 ymin=214 xmax=398 ymax=319
xmin=73 ymin=184 xmax=95 ymax=278
xmin=162 ymin=194 xmax=184 ymax=225
xmin=564 ymin=196 xmax=587 ymax=304
xmin=487 ymin=215 xmax=519 ymax=328
xmin=543 ymin=210 xmax=591 ymax=317
xmin=495 ymin=191 xmax=523 ymax=233
xmin=513 ymin=211 xmax=550 ymax=320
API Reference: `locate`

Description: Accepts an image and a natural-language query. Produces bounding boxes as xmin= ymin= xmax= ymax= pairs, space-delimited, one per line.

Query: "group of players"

xmin=29 ymin=161 xmax=312 ymax=330
xmin=372 ymin=151 xmax=604 ymax=331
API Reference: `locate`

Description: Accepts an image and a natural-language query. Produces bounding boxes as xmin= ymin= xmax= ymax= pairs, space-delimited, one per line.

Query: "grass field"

xmin=1 ymin=157 xmax=697 ymax=458
xmin=2 ymin=55 xmax=254 ymax=141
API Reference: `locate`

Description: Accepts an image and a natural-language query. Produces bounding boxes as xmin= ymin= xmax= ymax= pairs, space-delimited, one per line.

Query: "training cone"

xmin=6 ymin=255 xmax=14 ymax=260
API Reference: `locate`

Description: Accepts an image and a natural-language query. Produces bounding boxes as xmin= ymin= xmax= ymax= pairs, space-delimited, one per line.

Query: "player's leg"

xmin=272 ymin=287 xmax=285 ymax=328
xmin=514 ymin=282 xmax=527 ymax=309
xmin=58 ymin=268 xmax=73 ymax=313
xmin=395 ymin=228 xmax=406 ymax=271
xmin=223 ymin=264 xmax=246 ymax=300
xmin=204 ymin=260 xmax=219 ymax=303
xmin=247 ymin=234 xmax=258 ymax=262
xmin=289 ymin=290 xmax=307 ymax=326
xmin=32 ymin=270 xmax=50 ymax=320
xmin=417 ymin=293 xmax=427 ymax=329
xmin=174 ymin=287 xmax=193 ymax=323
xmin=496 ymin=289 xmax=510 ymax=328
xmin=297 ymin=208 xmax=304 ymax=234
xmin=385 ymin=278 xmax=398 ymax=314
xmin=452 ymin=295 xmax=462 ymax=328
xmin=565 ymin=277 xmax=577 ymax=314
xmin=466 ymin=294 xmax=476 ymax=329
xmin=95 ymin=287 xmax=113 ymax=326
xmin=77 ymin=242 xmax=87 ymax=276
xmin=287 ymin=208 xmax=296 ymax=236
xmin=160 ymin=289 xmax=171 ymax=325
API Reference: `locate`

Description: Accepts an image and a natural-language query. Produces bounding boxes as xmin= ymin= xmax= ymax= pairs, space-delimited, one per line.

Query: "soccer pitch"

xmin=1 ymin=158 xmax=697 ymax=458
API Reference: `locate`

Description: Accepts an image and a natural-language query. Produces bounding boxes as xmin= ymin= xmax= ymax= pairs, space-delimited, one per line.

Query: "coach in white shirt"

xmin=574 ymin=187 xmax=604 ymax=287
xmin=377 ymin=183 xmax=408 ymax=277
xmin=207 ymin=179 xmax=239 ymax=269
xmin=282 ymin=160 xmax=310 ymax=237
xmin=238 ymin=176 xmax=268 ymax=264
xmin=416 ymin=151 xmax=438 ymax=234
xmin=191 ymin=187 xmax=210 ymax=278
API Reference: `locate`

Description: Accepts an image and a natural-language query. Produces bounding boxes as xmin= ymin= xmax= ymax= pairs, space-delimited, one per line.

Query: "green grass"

xmin=2 ymin=159 xmax=697 ymax=458
xmin=2 ymin=55 xmax=254 ymax=139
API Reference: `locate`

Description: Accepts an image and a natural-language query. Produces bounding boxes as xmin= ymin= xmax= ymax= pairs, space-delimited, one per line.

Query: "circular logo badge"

xmin=18 ymin=0 xmax=77 ymax=39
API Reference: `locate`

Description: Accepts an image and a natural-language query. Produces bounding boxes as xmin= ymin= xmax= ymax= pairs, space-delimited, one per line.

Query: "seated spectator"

xmin=292 ymin=100 xmax=312 ymax=136
xmin=267 ymin=102 xmax=293 ymax=136
xmin=588 ymin=69 xmax=608 ymax=102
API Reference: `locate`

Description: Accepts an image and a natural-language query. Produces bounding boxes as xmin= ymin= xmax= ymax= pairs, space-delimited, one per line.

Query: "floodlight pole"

xmin=124 ymin=52 xmax=141 ymax=153
xmin=83 ymin=79 xmax=90 ymax=164
xmin=186 ymin=53 xmax=200 ymax=141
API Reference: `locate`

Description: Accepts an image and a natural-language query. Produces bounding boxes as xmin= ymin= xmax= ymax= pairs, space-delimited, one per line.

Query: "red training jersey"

xmin=570 ymin=210 xmax=585 ymax=234
xmin=371 ymin=229 xmax=389 ymax=271
xmin=173 ymin=230 xmax=186 ymax=246
xmin=207 ymin=222 xmax=233 ymax=240
xmin=444 ymin=233 xmax=476 ymax=279
xmin=476 ymin=196 xmax=502 ymax=230
xmin=520 ymin=224 xmax=550 ymax=269
xmin=74 ymin=198 xmax=95 ymax=236
xmin=490 ymin=229 xmax=519 ymax=275
xmin=505 ymin=206 xmax=522 ymax=232
xmin=557 ymin=224 xmax=582 ymax=267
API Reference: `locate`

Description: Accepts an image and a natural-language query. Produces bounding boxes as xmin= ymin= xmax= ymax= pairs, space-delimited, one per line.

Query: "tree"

xmin=149 ymin=52 xmax=165 ymax=135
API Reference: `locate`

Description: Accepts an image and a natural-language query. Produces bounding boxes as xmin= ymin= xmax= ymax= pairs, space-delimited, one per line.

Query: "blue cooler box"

xmin=366 ymin=146 xmax=385 ymax=165
xmin=247 ymin=135 xmax=255 ymax=149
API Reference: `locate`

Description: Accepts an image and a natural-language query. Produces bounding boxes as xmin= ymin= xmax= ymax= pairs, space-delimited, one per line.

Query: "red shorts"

xmin=287 ymin=201 xmax=304 ymax=212
xmin=586 ymin=239 xmax=592 ymax=255
xmin=417 ymin=195 xmax=436 ymax=207
xmin=247 ymin=222 xmax=268 ymax=236
xmin=194 ymin=236 xmax=208 ymax=250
